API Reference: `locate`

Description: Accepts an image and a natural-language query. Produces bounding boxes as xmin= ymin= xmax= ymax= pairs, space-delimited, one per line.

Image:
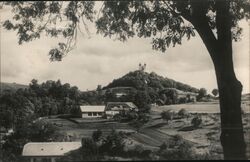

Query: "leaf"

xmin=3 ymin=20 xmax=14 ymax=30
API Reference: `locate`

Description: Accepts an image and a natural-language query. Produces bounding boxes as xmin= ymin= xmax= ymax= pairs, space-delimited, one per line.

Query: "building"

xmin=105 ymin=102 xmax=138 ymax=118
xmin=114 ymin=92 xmax=127 ymax=98
xmin=104 ymin=87 xmax=137 ymax=98
xmin=159 ymin=88 xmax=198 ymax=105
xmin=80 ymin=105 xmax=105 ymax=118
xmin=22 ymin=142 xmax=82 ymax=162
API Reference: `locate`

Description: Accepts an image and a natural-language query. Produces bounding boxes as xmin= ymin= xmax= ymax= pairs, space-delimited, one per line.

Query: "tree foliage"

xmin=191 ymin=116 xmax=202 ymax=128
xmin=178 ymin=108 xmax=189 ymax=118
xmin=212 ymin=89 xmax=219 ymax=97
xmin=3 ymin=1 xmax=249 ymax=61
xmin=2 ymin=1 xmax=95 ymax=61
xmin=99 ymin=130 xmax=125 ymax=156
xmin=105 ymin=70 xmax=199 ymax=93
xmin=197 ymin=88 xmax=207 ymax=101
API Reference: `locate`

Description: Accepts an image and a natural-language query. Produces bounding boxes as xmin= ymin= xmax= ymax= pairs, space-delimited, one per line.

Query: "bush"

xmin=126 ymin=145 xmax=153 ymax=160
xmin=127 ymin=111 xmax=139 ymax=121
xmin=178 ymin=97 xmax=187 ymax=104
xmin=158 ymin=135 xmax=196 ymax=160
xmin=99 ymin=130 xmax=125 ymax=156
xmin=143 ymin=104 xmax=151 ymax=112
xmin=113 ymin=114 xmax=122 ymax=122
xmin=138 ymin=112 xmax=150 ymax=123
xmin=92 ymin=129 xmax=102 ymax=142
xmin=161 ymin=110 xmax=174 ymax=123
xmin=178 ymin=108 xmax=189 ymax=118
xmin=191 ymin=116 xmax=202 ymax=128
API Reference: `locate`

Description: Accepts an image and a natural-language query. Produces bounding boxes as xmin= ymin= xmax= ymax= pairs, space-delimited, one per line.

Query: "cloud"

xmin=0 ymin=7 xmax=249 ymax=94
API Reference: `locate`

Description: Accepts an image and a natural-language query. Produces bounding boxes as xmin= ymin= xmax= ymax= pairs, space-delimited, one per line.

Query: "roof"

xmin=106 ymin=102 xmax=138 ymax=110
xmin=107 ymin=102 xmax=137 ymax=107
xmin=22 ymin=142 xmax=81 ymax=157
xmin=80 ymin=105 xmax=105 ymax=112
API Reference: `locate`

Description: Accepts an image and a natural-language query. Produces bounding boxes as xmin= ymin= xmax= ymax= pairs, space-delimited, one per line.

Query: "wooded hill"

xmin=103 ymin=70 xmax=199 ymax=93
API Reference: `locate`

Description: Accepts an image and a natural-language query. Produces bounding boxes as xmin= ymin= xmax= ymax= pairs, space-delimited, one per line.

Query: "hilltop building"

xmin=103 ymin=87 xmax=136 ymax=98
xmin=139 ymin=63 xmax=146 ymax=72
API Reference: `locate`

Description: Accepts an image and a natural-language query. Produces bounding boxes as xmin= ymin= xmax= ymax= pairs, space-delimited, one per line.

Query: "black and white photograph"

xmin=0 ymin=1 xmax=249 ymax=161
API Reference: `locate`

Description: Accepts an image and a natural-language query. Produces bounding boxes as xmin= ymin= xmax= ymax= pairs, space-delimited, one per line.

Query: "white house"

xmin=80 ymin=105 xmax=105 ymax=118
xmin=22 ymin=142 xmax=82 ymax=162
xmin=105 ymin=102 xmax=138 ymax=118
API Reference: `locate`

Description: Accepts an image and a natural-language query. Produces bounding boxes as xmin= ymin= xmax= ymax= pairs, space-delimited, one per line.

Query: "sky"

xmin=0 ymin=3 xmax=249 ymax=94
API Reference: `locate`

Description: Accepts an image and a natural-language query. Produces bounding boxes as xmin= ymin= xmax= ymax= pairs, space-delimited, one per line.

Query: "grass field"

xmin=152 ymin=101 xmax=250 ymax=113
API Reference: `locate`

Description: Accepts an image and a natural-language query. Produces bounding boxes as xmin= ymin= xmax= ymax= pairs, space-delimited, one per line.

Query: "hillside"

xmin=103 ymin=70 xmax=199 ymax=93
xmin=0 ymin=82 xmax=28 ymax=92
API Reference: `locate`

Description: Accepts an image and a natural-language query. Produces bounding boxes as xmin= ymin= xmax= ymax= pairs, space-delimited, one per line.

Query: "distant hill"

xmin=0 ymin=82 xmax=28 ymax=92
xmin=103 ymin=70 xmax=199 ymax=93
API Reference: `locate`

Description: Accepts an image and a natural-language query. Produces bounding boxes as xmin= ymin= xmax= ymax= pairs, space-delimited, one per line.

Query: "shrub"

xmin=127 ymin=111 xmax=138 ymax=121
xmin=113 ymin=114 xmax=122 ymax=122
xmin=158 ymin=135 xmax=196 ymax=160
xmin=178 ymin=97 xmax=187 ymax=104
xmin=99 ymin=130 xmax=125 ymax=156
xmin=92 ymin=129 xmax=102 ymax=142
xmin=178 ymin=108 xmax=189 ymax=118
xmin=161 ymin=110 xmax=174 ymax=123
xmin=138 ymin=112 xmax=150 ymax=123
xmin=191 ymin=116 xmax=202 ymax=128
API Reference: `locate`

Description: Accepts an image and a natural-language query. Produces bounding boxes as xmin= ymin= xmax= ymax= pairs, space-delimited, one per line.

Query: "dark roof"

xmin=106 ymin=102 xmax=138 ymax=110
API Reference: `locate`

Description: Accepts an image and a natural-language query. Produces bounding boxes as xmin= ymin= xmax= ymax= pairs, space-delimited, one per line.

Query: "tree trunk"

xmin=187 ymin=0 xmax=247 ymax=159
xmin=214 ymin=54 xmax=246 ymax=160
xmin=214 ymin=1 xmax=246 ymax=159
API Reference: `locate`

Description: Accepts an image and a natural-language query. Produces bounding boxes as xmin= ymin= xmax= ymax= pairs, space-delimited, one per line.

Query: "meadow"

xmin=44 ymin=101 xmax=250 ymax=160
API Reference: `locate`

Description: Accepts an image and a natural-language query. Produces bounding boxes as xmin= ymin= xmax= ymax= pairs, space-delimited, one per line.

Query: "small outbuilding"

xmin=22 ymin=142 xmax=81 ymax=162
xmin=80 ymin=105 xmax=105 ymax=118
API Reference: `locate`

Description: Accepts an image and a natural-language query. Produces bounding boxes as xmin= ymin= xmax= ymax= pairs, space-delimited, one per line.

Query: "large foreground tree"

xmin=2 ymin=0 xmax=249 ymax=159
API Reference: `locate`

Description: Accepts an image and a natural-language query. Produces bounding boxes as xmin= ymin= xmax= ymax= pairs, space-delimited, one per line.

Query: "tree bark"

xmin=214 ymin=56 xmax=246 ymax=160
xmin=187 ymin=0 xmax=247 ymax=159
xmin=215 ymin=1 xmax=246 ymax=159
